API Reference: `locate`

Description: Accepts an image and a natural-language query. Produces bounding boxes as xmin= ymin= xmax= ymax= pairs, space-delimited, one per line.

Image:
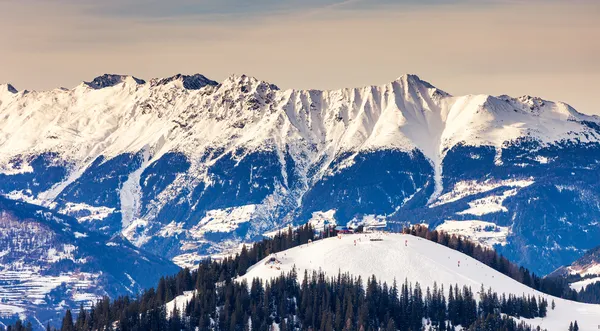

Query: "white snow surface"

xmin=166 ymin=291 xmax=195 ymax=318
xmin=240 ymin=233 xmax=600 ymax=331
xmin=435 ymin=220 xmax=509 ymax=247
xmin=569 ymin=276 xmax=600 ymax=291
xmin=190 ymin=205 xmax=257 ymax=236
xmin=347 ymin=214 xmax=388 ymax=229
xmin=432 ymin=178 xmax=534 ymax=207
xmin=58 ymin=202 xmax=115 ymax=222
xmin=121 ymin=218 xmax=151 ymax=246
xmin=0 ymin=303 xmax=25 ymax=318
xmin=120 ymin=147 xmax=150 ymax=228
xmin=457 ymin=189 xmax=519 ymax=216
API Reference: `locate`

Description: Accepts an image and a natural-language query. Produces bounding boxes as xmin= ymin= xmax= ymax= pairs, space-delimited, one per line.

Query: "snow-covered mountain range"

xmin=1 ymin=73 xmax=600 ymax=275
xmin=0 ymin=197 xmax=178 ymax=328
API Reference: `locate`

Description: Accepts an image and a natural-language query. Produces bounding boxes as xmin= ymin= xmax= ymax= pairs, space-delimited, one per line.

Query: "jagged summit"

xmin=151 ymin=74 xmax=218 ymax=90
xmin=0 ymin=83 xmax=17 ymax=94
xmin=84 ymin=74 xmax=146 ymax=89
xmin=496 ymin=94 xmax=596 ymax=121
xmin=393 ymin=73 xmax=451 ymax=97
xmin=221 ymin=73 xmax=280 ymax=91
xmin=396 ymin=73 xmax=423 ymax=83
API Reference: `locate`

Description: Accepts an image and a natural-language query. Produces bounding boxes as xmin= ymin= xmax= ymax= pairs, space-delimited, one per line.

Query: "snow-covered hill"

xmin=1 ymin=74 xmax=600 ymax=274
xmin=240 ymin=233 xmax=600 ymax=331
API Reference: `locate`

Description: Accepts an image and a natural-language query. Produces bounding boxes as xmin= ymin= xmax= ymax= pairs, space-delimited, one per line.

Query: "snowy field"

xmin=569 ymin=276 xmax=600 ymax=291
xmin=435 ymin=220 xmax=509 ymax=248
xmin=239 ymin=233 xmax=600 ymax=331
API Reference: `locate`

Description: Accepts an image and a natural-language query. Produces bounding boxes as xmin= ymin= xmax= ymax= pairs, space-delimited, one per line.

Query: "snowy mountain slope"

xmin=551 ymin=246 xmax=600 ymax=278
xmin=240 ymin=233 xmax=600 ymax=331
xmin=0 ymin=197 xmax=179 ymax=328
xmin=1 ymin=73 xmax=600 ymax=274
xmin=550 ymin=245 xmax=600 ymax=292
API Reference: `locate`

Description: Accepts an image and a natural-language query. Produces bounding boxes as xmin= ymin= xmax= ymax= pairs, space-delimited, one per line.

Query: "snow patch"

xmin=120 ymin=148 xmax=150 ymax=229
xmin=59 ymin=202 xmax=115 ymax=222
xmin=569 ymin=276 xmax=600 ymax=291
xmin=0 ymin=161 xmax=33 ymax=175
xmin=165 ymin=291 xmax=196 ymax=318
xmin=347 ymin=214 xmax=387 ymax=229
xmin=435 ymin=220 xmax=509 ymax=247
xmin=121 ymin=218 xmax=151 ymax=246
xmin=535 ymin=155 xmax=550 ymax=164
xmin=172 ymin=253 xmax=206 ymax=269
xmin=158 ymin=221 xmax=186 ymax=238
xmin=190 ymin=205 xmax=257 ymax=236
xmin=457 ymin=189 xmax=519 ymax=216
xmin=73 ymin=232 xmax=88 ymax=238
xmin=3 ymin=190 xmax=49 ymax=207
xmin=432 ymin=179 xmax=534 ymax=207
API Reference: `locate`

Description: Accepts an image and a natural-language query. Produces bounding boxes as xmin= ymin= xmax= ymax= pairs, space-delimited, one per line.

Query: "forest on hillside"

xmin=4 ymin=224 xmax=591 ymax=331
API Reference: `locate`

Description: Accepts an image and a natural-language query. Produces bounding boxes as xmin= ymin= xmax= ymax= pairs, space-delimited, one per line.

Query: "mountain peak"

xmin=84 ymin=74 xmax=146 ymax=89
xmin=395 ymin=74 xmax=433 ymax=89
xmin=393 ymin=74 xmax=450 ymax=97
xmin=396 ymin=73 xmax=422 ymax=82
xmin=1 ymin=83 xmax=18 ymax=94
xmin=151 ymin=74 xmax=218 ymax=90
xmin=221 ymin=74 xmax=279 ymax=91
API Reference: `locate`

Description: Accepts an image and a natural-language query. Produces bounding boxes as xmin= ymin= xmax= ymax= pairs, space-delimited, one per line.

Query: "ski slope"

xmin=240 ymin=233 xmax=600 ymax=331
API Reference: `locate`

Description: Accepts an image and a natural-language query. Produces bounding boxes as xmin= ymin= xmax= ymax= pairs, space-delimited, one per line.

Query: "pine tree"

xmin=238 ymin=244 xmax=250 ymax=275
xmin=61 ymin=309 xmax=74 ymax=331
xmin=75 ymin=303 xmax=87 ymax=330
xmin=334 ymin=298 xmax=343 ymax=330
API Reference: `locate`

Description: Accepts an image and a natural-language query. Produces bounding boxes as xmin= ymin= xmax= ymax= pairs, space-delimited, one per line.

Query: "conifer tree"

xmin=61 ymin=309 xmax=74 ymax=331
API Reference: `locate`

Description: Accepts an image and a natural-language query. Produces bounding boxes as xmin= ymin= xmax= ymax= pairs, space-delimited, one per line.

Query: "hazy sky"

xmin=1 ymin=0 xmax=599 ymax=114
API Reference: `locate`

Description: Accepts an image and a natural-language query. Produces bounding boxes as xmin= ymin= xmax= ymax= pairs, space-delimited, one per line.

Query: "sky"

xmin=1 ymin=0 xmax=599 ymax=114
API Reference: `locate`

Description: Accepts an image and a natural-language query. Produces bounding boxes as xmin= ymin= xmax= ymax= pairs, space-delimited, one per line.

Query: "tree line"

xmin=401 ymin=225 xmax=577 ymax=299
xmin=3 ymin=223 xmax=574 ymax=331
xmin=34 ymin=270 xmax=546 ymax=331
